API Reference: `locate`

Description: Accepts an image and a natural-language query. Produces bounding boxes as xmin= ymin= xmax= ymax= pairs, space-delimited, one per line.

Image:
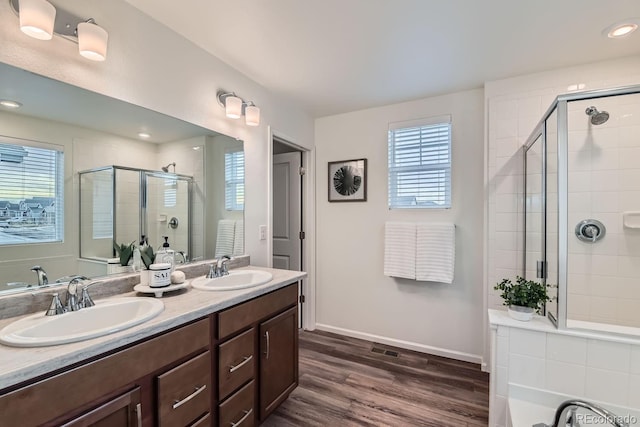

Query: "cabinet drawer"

xmin=219 ymin=328 xmax=255 ymax=400
xmin=158 ymin=351 xmax=212 ymax=427
xmin=191 ymin=412 xmax=212 ymax=427
xmin=218 ymin=284 xmax=297 ymax=340
xmin=219 ymin=380 xmax=255 ymax=427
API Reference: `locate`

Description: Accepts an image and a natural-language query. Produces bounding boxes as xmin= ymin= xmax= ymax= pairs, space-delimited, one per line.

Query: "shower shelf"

xmin=623 ymin=212 xmax=640 ymax=229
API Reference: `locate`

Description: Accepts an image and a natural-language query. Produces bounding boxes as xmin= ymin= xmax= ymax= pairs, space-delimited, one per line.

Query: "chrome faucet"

xmin=175 ymin=251 xmax=188 ymax=264
xmin=45 ymin=277 xmax=98 ymax=316
xmin=535 ymin=399 xmax=630 ymax=427
xmin=206 ymin=255 xmax=231 ymax=278
xmin=30 ymin=265 xmax=48 ymax=286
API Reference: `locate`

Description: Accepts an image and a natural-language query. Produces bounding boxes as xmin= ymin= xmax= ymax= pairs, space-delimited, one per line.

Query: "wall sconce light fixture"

xmin=217 ymin=91 xmax=261 ymax=126
xmin=10 ymin=0 xmax=109 ymax=61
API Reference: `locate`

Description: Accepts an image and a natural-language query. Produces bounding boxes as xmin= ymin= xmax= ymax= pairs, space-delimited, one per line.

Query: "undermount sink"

xmin=0 ymin=297 xmax=164 ymax=348
xmin=191 ymin=269 xmax=273 ymax=291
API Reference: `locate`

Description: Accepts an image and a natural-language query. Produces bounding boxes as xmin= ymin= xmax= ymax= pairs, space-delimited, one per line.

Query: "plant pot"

xmin=508 ymin=305 xmax=535 ymax=321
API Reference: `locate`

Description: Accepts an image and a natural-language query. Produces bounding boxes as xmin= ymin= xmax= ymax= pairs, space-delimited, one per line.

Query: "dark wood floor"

xmin=263 ymin=330 xmax=489 ymax=427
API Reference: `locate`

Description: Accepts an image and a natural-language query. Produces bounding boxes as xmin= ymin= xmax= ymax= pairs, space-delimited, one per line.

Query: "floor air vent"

xmin=371 ymin=347 xmax=399 ymax=357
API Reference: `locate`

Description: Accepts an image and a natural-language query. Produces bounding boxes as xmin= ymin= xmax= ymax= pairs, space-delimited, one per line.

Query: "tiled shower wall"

xmin=486 ymin=55 xmax=640 ymax=315
xmin=566 ymin=94 xmax=640 ymax=327
xmin=485 ymin=55 xmax=640 ymax=426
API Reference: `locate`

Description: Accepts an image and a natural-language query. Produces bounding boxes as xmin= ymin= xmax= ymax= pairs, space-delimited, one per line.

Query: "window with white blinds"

xmin=0 ymin=140 xmax=64 ymax=244
xmin=388 ymin=116 xmax=451 ymax=209
xmin=225 ymin=149 xmax=244 ymax=211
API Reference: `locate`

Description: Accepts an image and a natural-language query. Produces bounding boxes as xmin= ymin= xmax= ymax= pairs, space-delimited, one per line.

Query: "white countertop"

xmin=0 ymin=266 xmax=306 ymax=390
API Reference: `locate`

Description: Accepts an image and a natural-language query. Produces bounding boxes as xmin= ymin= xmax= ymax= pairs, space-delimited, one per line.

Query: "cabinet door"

xmin=60 ymin=387 xmax=142 ymax=427
xmin=259 ymin=306 xmax=298 ymax=420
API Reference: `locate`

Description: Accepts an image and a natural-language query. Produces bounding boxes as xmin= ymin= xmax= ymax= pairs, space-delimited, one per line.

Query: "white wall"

xmin=0 ymin=0 xmax=315 ymax=267
xmin=315 ymin=88 xmax=485 ymax=363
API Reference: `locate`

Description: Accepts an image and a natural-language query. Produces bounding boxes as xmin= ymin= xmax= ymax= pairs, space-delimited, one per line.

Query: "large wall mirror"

xmin=0 ymin=61 xmax=244 ymax=295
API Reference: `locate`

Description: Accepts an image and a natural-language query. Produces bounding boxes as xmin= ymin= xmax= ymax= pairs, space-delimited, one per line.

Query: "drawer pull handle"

xmin=229 ymin=355 xmax=253 ymax=373
xmin=172 ymin=385 xmax=207 ymax=410
xmin=264 ymin=331 xmax=270 ymax=359
xmin=230 ymin=408 xmax=253 ymax=427
xmin=135 ymin=403 xmax=142 ymax=427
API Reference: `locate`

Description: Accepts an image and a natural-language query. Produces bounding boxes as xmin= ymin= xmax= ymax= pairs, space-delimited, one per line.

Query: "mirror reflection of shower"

xmin=585 ymin=106 xmax=609 ymax=125
xmin=161 ymin=162 xmax=176 ymax=173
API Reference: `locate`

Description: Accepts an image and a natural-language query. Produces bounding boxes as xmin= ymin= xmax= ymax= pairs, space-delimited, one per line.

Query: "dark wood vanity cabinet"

xmin=0 ymin=283 xmax=298 ymax=427
xmin=259 ymin=306 xmax=298 ymax=420
xmin=216 ymin=283 xmax=298 ymax=426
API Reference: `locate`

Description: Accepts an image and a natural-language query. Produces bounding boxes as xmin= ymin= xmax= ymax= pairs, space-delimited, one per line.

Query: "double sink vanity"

xmin=0 ymin=259 xmax=306 ymax=427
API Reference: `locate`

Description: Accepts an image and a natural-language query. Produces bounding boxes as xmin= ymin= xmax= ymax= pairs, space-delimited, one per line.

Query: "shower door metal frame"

xmin=523 ymin=125 xmax=548 ymax=320
xmin=78 ymin=165 xmax=194 ymax=262
xmin=522 ymin=83 xmax=640 ymax=331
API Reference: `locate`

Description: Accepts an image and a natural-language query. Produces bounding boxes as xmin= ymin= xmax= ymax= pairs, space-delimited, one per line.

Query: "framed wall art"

xmin=328 ymin=158 xmax=367 ymax=202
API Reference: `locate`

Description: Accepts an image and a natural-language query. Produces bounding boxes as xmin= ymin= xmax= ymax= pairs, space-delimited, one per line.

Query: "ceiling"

xmin=128 ymin=1 xmax=640 ymax=118
xmin=0 ymin=62 xmax=217 ymax=143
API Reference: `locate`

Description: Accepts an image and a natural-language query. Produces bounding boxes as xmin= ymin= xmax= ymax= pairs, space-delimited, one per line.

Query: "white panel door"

xmin=272 ymin=152 xmax=301 ymax=271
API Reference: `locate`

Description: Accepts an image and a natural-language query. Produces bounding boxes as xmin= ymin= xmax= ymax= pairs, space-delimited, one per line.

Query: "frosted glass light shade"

xmin=78 ymin=22 xmax=108 ymax=61
xmin=19 ymin=0 xmax=56 ymax=40
xmin=225 ymin=95 xmax=242 ymax=119
xmin=245 ymin=105 xmax=260 ymax=126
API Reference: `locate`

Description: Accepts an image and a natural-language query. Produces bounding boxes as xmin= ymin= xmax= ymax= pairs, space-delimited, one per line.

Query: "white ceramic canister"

xmin=149 ymin=263 xmax=172 ymax=288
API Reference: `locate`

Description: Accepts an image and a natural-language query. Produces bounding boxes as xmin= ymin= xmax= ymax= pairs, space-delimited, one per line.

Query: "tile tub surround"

xmin=507 ymin=385 xmax=640 ymax=427
xmin=0 ymin=255 xmax=249 ymax=320
xmin=488 ymin=309 xmax=640 ymax=427
xmin=0 ymin=264 xmax=304 ymax=391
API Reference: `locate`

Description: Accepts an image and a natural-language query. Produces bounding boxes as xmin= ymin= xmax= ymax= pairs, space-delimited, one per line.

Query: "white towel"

xmin=416 ymin=222 xmax=455 ymax=283
xmin=215 ymin=219 xmax=236 ymax=257
xmin=232 ymin=220 xmax=244 ymax=256
xmin=384 ymin=222 xmax=417 ymax=279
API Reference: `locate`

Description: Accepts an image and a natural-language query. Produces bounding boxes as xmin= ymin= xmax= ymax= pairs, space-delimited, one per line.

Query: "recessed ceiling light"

xmin=137 ymin=132 xmax=151 ymax=139
xmin=192 ymin=146 xmax=202 ymax=151
xmin=604 ymin=19 xmax=639 ymax=38
xmin=0 ymin=100 xmax=23 ymax=109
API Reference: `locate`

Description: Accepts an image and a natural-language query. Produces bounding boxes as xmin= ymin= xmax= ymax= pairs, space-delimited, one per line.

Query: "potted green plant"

xmin=113 ymin=241 xmax=134 ymax=266
xmin=494 ymin=276 xmax=551 ymax=321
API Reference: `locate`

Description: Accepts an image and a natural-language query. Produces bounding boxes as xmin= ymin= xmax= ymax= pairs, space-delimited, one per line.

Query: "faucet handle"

xmin=79 ymin=286 xmax=95 ymax=308
xmin=45 ymin=293 xmax=65 ymax=316
xmin=65 ymin=278 xmax=82 ymax=312
xmin=206 ymin=264 xmax=217 ymax=279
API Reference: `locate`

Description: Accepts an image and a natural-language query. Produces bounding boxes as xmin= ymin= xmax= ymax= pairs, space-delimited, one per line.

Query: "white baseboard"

xmin=315 ymin=323 xmax=483 ymax=365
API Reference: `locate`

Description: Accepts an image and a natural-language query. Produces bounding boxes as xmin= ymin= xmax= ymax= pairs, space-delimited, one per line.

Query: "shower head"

xmin=161 ymin=162 xmax=176 ymax=173
xmin=585 ymin=106 xmax=609 ymax=125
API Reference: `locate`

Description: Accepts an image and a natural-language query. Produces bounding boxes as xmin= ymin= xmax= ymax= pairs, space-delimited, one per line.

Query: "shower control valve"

xmin=575 ymin=219 xmax=606 ymax=243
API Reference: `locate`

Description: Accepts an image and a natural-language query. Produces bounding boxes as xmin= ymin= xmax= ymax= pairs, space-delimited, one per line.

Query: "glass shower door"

xmin=144 ymin=172 xmax=191 ymax=257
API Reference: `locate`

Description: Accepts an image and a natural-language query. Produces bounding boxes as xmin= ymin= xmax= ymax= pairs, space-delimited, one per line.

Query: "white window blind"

xmin=164 ymin=178 xmax=177 ymax=208
xmin=388 ymin=116 xmax=451 ymax=209
xmin=92 ymin=171 xmax=113 ymax=239
xmin=0 ymin=140 xmax=64 ymax=244
xmin=225 ymin=150 xmax=244 ymax=211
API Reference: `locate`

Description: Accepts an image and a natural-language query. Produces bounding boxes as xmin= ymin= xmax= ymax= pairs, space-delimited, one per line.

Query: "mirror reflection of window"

xmin=0 ymin=140 xmax=64 ymax=245
xmin=92 ymin=171 xmax=113 ymax=239
xmin=225 ymin=149 xmax=244 ymax=211
xmin=164 ymin=177 xmax=177 ymax=208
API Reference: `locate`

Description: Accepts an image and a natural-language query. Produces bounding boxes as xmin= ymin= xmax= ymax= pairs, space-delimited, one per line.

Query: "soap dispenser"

xmin=154 ymin=236 xmax=175 ymax=271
